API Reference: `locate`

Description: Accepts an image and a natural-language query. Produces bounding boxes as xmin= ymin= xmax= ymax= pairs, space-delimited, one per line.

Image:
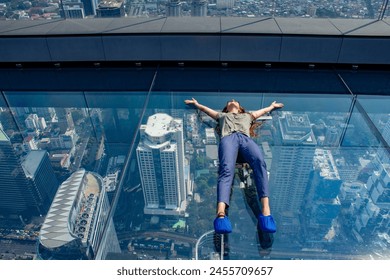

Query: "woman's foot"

xmin=257 ymin=214 xmax=276 ymax=233
xmin=258 ymin=197 xmax=276 ymax=233
xmin=214 ymin=214 xmax=232 ymax=234
xmin=214 ymin=202 xmax=232 ymax=234
xmin=216 ymin=202 xmax=227 ymax=217
xmin=260 ymin=197 xmax=271 ymax=216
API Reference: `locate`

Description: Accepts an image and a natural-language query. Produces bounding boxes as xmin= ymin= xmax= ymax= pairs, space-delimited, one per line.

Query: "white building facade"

xmin=137 ymin=113 xmax=188 ymax=216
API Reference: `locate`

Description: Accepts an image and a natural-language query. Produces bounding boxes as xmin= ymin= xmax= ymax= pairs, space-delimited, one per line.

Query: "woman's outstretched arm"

xmin=184 ymin=98 xmax=219 ymax=120
xmin=251 ymin=101 xmax=284 ymax=119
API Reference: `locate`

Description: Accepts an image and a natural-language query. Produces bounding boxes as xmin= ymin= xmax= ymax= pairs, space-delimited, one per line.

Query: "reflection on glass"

xmin=0 ymin=90 xmax=389 ymax=260
xmin=0 ymin=91 xmax=146 ymax=259
xmin=357 ymin=95 xmax=390 ymax=137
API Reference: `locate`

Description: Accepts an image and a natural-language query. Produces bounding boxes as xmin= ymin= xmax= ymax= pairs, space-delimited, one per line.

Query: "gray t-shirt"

xmin=217 ymin=112 xmax=254 ymax=138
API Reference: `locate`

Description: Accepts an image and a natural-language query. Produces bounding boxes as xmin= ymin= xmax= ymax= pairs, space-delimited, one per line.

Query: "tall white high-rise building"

xmin=269 ymin=113 xmax=316 ymax=228
xmin=137 ymin=113 xmax=188 ymax=216
xmin=25 ymin=113 xmax=39 ymax=130
xmin=205 ymin=127 xmax=217 ymax=144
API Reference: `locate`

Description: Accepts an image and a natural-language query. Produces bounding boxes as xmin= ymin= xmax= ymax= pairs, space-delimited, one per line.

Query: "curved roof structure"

xmin=39 ymin=169 xmax=86 ymax=248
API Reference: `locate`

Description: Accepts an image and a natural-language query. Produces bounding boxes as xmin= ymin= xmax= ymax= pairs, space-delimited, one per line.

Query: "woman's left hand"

xmin=272 ymin=101 xmax=284 ymax=109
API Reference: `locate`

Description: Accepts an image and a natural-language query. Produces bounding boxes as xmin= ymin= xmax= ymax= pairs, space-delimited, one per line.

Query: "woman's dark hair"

xmin=222 ymin=104 xmax=246 ymax=114
xmin=219 ymin=101 xmax=263 ymax=137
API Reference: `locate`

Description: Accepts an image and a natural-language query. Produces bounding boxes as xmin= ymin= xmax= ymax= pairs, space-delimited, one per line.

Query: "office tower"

xmin=269 ymin=113 xmax=316 ymax=231
xmin=0 ymin=129 xmax=37 ymax=217
xmin=324 ymin=126 xmax=340 ymax=146
xmin=60 ymin=129 xmax=78 ymax=149
xmin=38 ymin=117 xmax=47 ymax=130
xmin=65 ymin=109 xmax=75 ymax=130
xmin=100 ymin=108 xmax=133 ymax=143
xmin=367 ymin=157 xmax=390 ymax=208
xmin=54 ymin=108 xmax=75 ymax=134
xmin=25 ymin=114 xmax=39 ymax=130
xmin=22 ymin=150 xmax=59 ymax=215
xmin=137 ymin=113 xmax=188 ymax=216
xmin=205 ymin=127 xmax=217 ymax=144
xmin=191 ymin=0 xmax=207 ymax=16
xmin=96 ymin=0 xmax=125 ymax=17
xmin=336 ymin=158 xmax=361 ymax=182
xmin=38 ymin=169 xmax=120 ymax=259
xmin=62 ymin=3 xmax=85 ymax=19
xmin=62 ymin=0 xmax=85 ymax=18
xmin=216 ymin=0 xmax=235 ymax=9
xmin=186 ymin=113 xmax=201 ymax=146
xmin=378 ymin=118 xmax=390 ymax=164
xmin=0 ymin=109 xmax=19 ymax=135
xmin=350 ymin=153 xmax=389 ymax=241
xmin=303 ymin=149 xmax=342 ymax=242
xmin=80 ymin=0 xmax=98 ymax=16
xmin=307 ymin=4 xmax=317 ymax=17
xmin=382 ymin=118 xmax=390 ymax=143
xmin=22 ymin=136 xmax=38 ymax=152
xmin=166 ymin=0 xmax=182 ymax=16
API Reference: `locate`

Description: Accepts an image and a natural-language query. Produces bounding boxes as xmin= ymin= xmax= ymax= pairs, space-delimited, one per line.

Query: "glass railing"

xmin=0 ymin=66 xmax=389 ymax=260
xmin=0 ymin=0 xmax=389 ymax=20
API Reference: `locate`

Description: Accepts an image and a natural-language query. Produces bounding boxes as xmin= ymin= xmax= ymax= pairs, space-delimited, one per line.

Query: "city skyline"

xmin=0 ymin=0 xmax=387 ymax=20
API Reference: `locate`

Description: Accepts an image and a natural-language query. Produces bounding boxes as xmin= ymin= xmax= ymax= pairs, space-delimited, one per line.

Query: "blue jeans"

xmin=217 ymin=132 xmax=270 ymax=206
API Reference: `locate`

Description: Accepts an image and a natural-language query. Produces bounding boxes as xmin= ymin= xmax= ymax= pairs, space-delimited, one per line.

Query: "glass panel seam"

xmin=94 ymin=67 xmax=159 ymax=257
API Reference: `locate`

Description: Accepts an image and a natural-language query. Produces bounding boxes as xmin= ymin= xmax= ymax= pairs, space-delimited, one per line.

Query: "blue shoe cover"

xmin=214 ymin=216 xmax=232 ymax=234
xmin=258 ymin=214 xmax=276 ymax=233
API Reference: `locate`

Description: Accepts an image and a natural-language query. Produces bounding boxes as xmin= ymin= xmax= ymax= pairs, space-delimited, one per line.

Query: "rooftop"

xmin=0 ymin=128 xmax=9 ymax=142
xmin=22 ymin=150 xmax=47 ymax=178
xmin=40 ymin=169 xmax=86 ymax=249
xmin=144 ymin=113 xmax=179 ymax=138
xmin=39 ymin=169 xmax=103 ymax=249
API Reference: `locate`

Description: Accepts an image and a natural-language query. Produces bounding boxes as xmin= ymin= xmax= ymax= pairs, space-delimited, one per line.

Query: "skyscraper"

xmin=324 ymin=126 xmax=341 ymax=146
xmin=166 ymin=0 xmax=182 ymax=17
xmin=80 ymin=0 xmax=98 ymax=16
xmin=216 ymin=0 xmax=235 ymax=9
xmin=382 ymin=118 xmax=390 ymax=143
xmin=137 ymin=113 xmax=188 ymax=216
xmin=0 ymin=129 xmax=36 ymax=217
xmin=54 ymin=108 xmax=75 ymax=134
xmin=303 ymin=149 xmax=342 ymax=242
xmin=191 ymin=0 xmax=207 ymax=16
xmin=62 ymin=2 xmax=86 ymax=19
xmin=38 ymin=169 xmax=120 ymax=259
xmin=96 ymin=0 xmax=125 ymax=17
xmin=22 ymin=150 xmax=59 ymax=215
xmin=25 ymin=114 xmax=37 ymax=130
xmin=269 ymin=113 xmax=317 ymax=232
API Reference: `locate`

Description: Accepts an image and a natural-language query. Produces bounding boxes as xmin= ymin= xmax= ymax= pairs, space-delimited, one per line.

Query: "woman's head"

xmin=219 ymin=99 xmax=263 ymax=137
xmin=222 ymin=99 xmax=246 ymax=113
